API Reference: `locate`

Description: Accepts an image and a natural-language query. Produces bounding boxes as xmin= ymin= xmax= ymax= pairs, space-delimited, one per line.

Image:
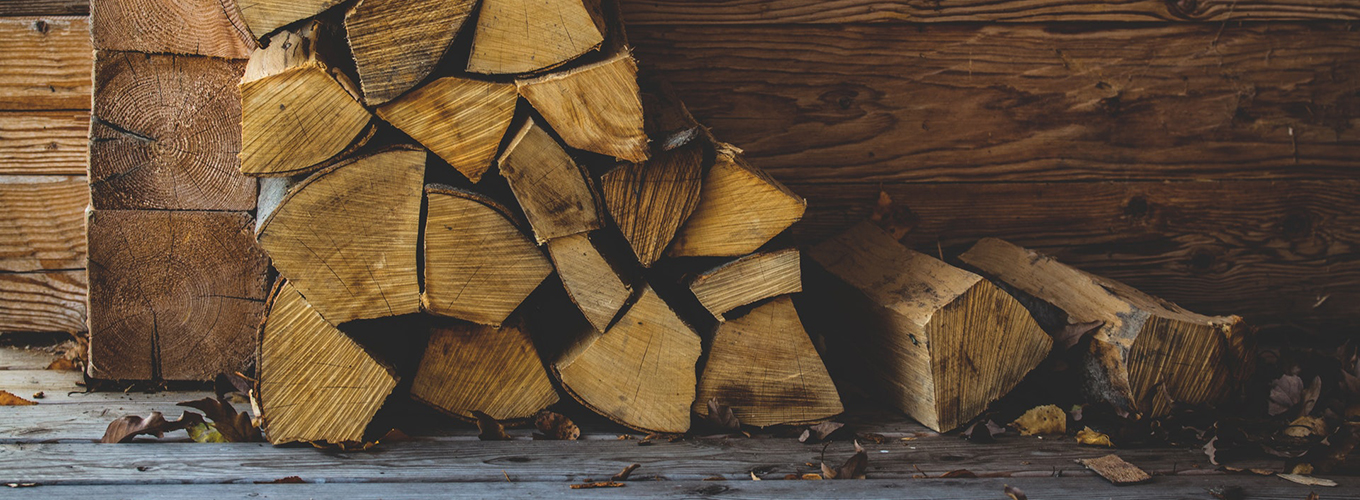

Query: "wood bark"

xmin=90 ymin=0 xmax=256 ymax=58
xmin=496 ymin=118 xmax=604 ymax=243
xmin=237 ymin=0 xmax=345 ymax=40
xmin=411 ymin=317 xmax=559 ymax=421
xmin=600 ymin=139 xmax=704 ymax=267
xmin=687 ymin=248 xmax=801 ymax=321
xmin=546 ymin=231 xmax=633 ymax=332
xmin=375 ymin=77 xmax=516 ymax=183
xmin=958 ymin=238 xmax=1253 ymax=417
xmin=344 ymin=0 xmax=476 ymax=105
xmin=0 ymin=16 xmax=91 ymax=111
xmin=466 ymin=0 xmax=606 ymax=75
xmin=804 ymin=222 xmax=1052 ymax=432
xmin=517 ymin=52 xmax=648 ymax=163
xmin=667 ymin=143 xmax=804 ymax=257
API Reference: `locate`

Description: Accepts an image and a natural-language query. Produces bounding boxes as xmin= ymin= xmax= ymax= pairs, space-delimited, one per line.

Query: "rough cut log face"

xmin=600 ymin=139 xmax=704 ymax=267
xmin=237 ymin=0 xmax=346 ymax=40
xmin=257 ymin=146 xmax=425 ymax=325
xmin=554 ymin=285 xmax=701 ymax=433
xmin=466 ymin=0 xmax=606 ymax=75
xmin=411 ymin=317 xmax=560 ymax=421
xmin=546 ymin=232 xmax=632 ymax=332
xmin=497 ymin=118 xmax=604 ymax=243
xmin=693 ymin=296 xmax=843 ymax=427
xmin=422 ymin=185 xmax=554 ymax=326
xmin=668 ymin=143 xmax=806 ymax=258
xmin=86 ymin=210 xmax=269 ymax=381
xmin=90 ymin=51 xmax=256 ymax=211
xmin=91 ymin=0 xmax=257 ymax=58
xmin=958 ymin=237 xmax=1252 ymax=417
xmin=345 ymin=0 xmax=476 ymax=106
xmin=259 ymin=281 xmax=398 ymax=445
xmin=688 ymin=247 xmax=802 ymax=321
xmin=376 ymin=77 xmax=516 ymax=183
xmin=517 ymin=53 xmax=648 ymax=163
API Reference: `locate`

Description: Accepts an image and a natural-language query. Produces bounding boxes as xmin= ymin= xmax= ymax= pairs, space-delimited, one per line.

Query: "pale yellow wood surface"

xmin=668 ymin=144 xmax=805 ymax=257
xmin=517 ymin=53 xmax=648 ymax=162
xmin=376 ymin=78 xmax=515 ymax=183
xmin=411 ymin=317 xmax=559 ymax=421
xmin=546 ymin=232 xmax=632 ymax=332
xmin=600 ymin=140 xmax=703 ymax=267
xmin=0 ymin=111 xmax=88 ymax=175
xmin=688 ymin=248 xmax=801 ymax=321
xmin=467 ymin=0 xmax=605 ymax=75
xmin=0 ymin=176 xmax=86 ymax=272
xmin=497 ymin=118 xmax=603 ymax=243
xmin=238 ymin=0 xmax=345 ymax=40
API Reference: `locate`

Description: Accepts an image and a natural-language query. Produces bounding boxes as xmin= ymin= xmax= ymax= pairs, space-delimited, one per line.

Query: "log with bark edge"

xmin=496 ymin=117 xmax=604 ymax=243
xmin=236 ymin=0 xmax=346 ymax=40
xmin=411 ymin=316 xmax=560 ymax=421
xmin=91 ymin=0 xmax=256 ymax=58
xmin=517 ymin=52 xmax=648 ymax=163
xmin=466 ymin=0 xmax=606 ymax=75
xmin=239 ymin=21 xmax=373 ymax=177
xmin=375 ymin=77 xmax=515 ymax=183
xmin=667 ymin=143 xmax=806 ymax=257
xmin=258 ymin=280 xmax=398 ymax=445
xmin=687 ymin=247 xmax=801 ymax=322
xmin=422 ymin=185 xmax=554 ymax=326
xmin=344 ymin=0 xmax=476 ymax=105
xmin=256 ymin=145 xmax=425 ymax=325
xmin=600 ymin=139 xmax=704 ymax=267
xmin=693 ymin=295 xmax=842 ymax=427
xmin=803 ymin=222 xmax=1052 ymax=432
xmin=553 ymin=284 xmax=701 ymax=433
xmin=546 ymin=231 xmax=633 ymax=332
xmin=957 ymin=237 xmax=1253 ymax=417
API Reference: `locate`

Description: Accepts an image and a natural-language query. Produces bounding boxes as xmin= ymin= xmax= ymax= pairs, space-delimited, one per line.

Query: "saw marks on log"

xmin=600 ymin=140 xmax=703 ymax=267
xmin=90 ymin=0 xmax=256 ymax=58
xmin=497 ymin=118 xmax=603 ymax=243
xmin=237 ymin=0 xmax=345 ymax=40
xmin=546 ymin=232 xmax=632 ymax=332
xmin=411 ymin=317 xmax=559 ymax=421
xmin=376 ymin=78 xmax=516 ymax=183
xmin=517 ymin=52 xmax=648 ymax=162
xmin=688 ymin=248 xmax=801 ymax=321
xmin=344 ymin=0 xmax=476 ymax=105
xmin=467 ymin=0 xmax=605 ymax=75
xmin=668 ymin=143 xmax=804 ymax=258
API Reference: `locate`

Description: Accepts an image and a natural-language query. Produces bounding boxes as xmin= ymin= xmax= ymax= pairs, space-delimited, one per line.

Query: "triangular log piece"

xmin=91 ymin=0 xmax=256 ymax=58
xmin=600 ymin=139 xmax=703 ymax=267
xmin=668 ymin=143 xmax=806 ymax=258
xmin=546 ymin=232 xmax=632 ymax=332
xmin=237 ymin=0 xmax=345 ymax=40
xmin=804 ymin=222 xmax=1052 ymax=432
xmin=958 ymin=238 xmax=1252 ymax=418
xmin=411 ymin=316 xmax=560 ymax=421
xmin=517 ymin=53 xmax=647 ymax=163
xmin=553 ymin=284 xmax=700 ymax=433
xmin=86 ymin=210 xmax=269 ymax=381
xmin=344 ymin=0 xmax=476 ymax=105
xmin=422 ymin=185 xmax=554 ymax=326
xmin=466 ymin=0 xmax=605 ymax=75
xmin=90 ymin=51 xmax=256 ymax=211
xmin=688 ymin=247 xmax=801 ymax=322
xmin=257 ymin=145 xmax=425 ymax=325
xmin=258 ymin=281 xmax=398 ymax=445
xmin=239 ymin=21 xmax=372 ymax=177
xmin=375 ymin=77 xmax=516 ymax=183
xmin=693 ymin=296 xmax=843 ymax=427
xmin=497 ymin=118 xmax=603 ymax=243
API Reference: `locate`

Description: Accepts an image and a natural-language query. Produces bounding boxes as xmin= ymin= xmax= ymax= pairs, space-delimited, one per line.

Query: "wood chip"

xmin=1278 ymin=474 xmax=1337 ymax=487
xmin=1077 ymin=454 xmax=1151 ymax=485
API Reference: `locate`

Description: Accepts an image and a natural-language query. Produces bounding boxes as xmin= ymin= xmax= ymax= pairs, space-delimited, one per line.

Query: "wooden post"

xmin=91 ymin=0 xmax=256 ymax=58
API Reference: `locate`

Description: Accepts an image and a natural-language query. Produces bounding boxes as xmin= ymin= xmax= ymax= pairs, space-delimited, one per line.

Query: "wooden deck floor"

xmin=1 ymin=344 xmax=1355 ymax=499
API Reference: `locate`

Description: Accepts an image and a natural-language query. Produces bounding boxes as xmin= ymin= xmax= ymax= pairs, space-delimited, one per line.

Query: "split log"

xmin=497 ymin=118 xmax=604 ymax=243
xmin=422 ymin=185 xmax=554 ymax=326
xmin=239 ymin=21 xmax=372 ymax=177
xmin=91 ymin=0 xmax=256 ymax=58
xmin=257 ymin=145 xmax=425 ymax=325
xmin=466 ymin=0 xmax=606 ymax=75
xmin=375 ymin=77 xmax=516 ymax=183
xmin=344 ymin=0 xmax=476 ymax=105
xmin=668 ymin=143 xmax=805 ymax=257
xmin=237 ymin=0 xmax=345 ymax=40
xmin=553 ymin=284 xmax=701 ymax=433
xmin=687 ymin=247 xmax=801 ymax=321
xmin=86 ymin=210 xmax=269 ymax=381
xmin=411 ymin=317 xmax=559 ymax=421
xmin=545 ymin=231 xmax=633 ymax=332
xmin=804 ymin=222 xmax=1052 ymax=432
xmin=258 ymin=281 xmax=398 ymax=445
xmin=517 ymin=52 xmax=648 ymax=163
xmin=693 ymin=296 xmax=842 ymax=427
xmin=957 ymin=238 xmax=1252 ymax=417
xmin=600 ymin=139 xmax=704 ymax=267
xmin=90 ymin=51 xmax=256 ymax=211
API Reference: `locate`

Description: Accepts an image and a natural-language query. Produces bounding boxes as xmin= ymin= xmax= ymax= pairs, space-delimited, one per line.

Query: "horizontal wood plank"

xmin=0 ymin=176 xmax=86 ymax=272
xmin=620 ymin=0 xmax=1360 ymax=23
xmin=630 ymin=23 xmax=1360 ymax=183
xmin=0 ymin=111 xmax=89 ymax=175
xmin=0 ymin=271 xmax=86 ymax=333
xmin=0 ymin=1 xmax=88 ymax=17
xmin=0 ymin=16 xmax=92 ymax=111
xmin=0 ymin=346 xmax=65 ymax=370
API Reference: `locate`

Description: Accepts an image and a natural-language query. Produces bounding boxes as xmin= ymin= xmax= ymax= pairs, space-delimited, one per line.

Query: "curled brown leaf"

xmin=799 ymin=421 xmax=845 ymax=443
xmin=178 ymin=396 xmax=262 ymax=442
xmin=704 ymin=398 xmax=742 ymax=432
xmin=611 ymin=463 xmax=641 ymax=481
xmin=534 ymin=411 xmax=580 ymax=440
xmin=100 ymin=411 xmax=204 ymax=443
xmin=472 ymin=410 xmax=513 ymax=441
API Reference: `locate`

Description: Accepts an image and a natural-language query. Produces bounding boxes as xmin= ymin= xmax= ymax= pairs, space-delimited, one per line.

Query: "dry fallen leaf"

xmin=1012 ymin=405 xmax=1066 ymax=436
xmin=570 ymin=481 xmax=625 ymax=489
xmin=963 ymin=419 xmax=1004 ymax=443
xmin=1055 ymin=320 xmax=1104 ymax=350
xmin=799 ymin=421 xmax=845 ymax=443
xmin=1204 ymin=436 xmax=1220 ymax=465
xmin=1284 ymin=415 xmax=1329 ymax=438
xmin=823 ymin=440 xmax=868 ymax=480
xmin=1076 ymin=426 xmax=1115 ymax=447
xmin=940 ymin=469 xmax=976 ymax=478
xmin=471 ymin=410 xmax=513 ymax=441
xmin=1290 ymin=463 xmax=1315 ymax=475
xmin=704 ymin=398 xmax=742 ymax=432
xmin=534 ymin=410 xmax=580 ymax=440
xmin=611 ymin=463 xmax=641 ymax=481
xmin=100 ymin=411 xmax=203 ymax=443
xmin=1277 ymin=474 xmax=1337 ymax=487
xmin=869 ymin=191 xmax=917 ymax=240
xmin=1003 ymin=484 xmax=1028 ymax=500
xmin=0 ymin=390 xmax=37 ymax=406
xmin=46 ymin=358 xmax=77 ymax=371
xmin=254 ymin=476 xmax=305 ymax=484
xmin=1269 ymin=374 xmax=1320 ymax=418
xmin=178 ymin=396 xmax=262 ymax=442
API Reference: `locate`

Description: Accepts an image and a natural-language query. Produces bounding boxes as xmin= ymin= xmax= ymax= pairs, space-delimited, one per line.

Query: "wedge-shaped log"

xmin=546 ymin=232 xmax=632 ymax=332
xmin=240 ymin=22 xmax=372 ymax=177
xmin=237 ymin=0 xmax=345 ymax=40
xmin=958 ymin=238 xmax=1252 ymax=417
xmin=92 ymin=0 xmax=256 ymax=58
xmin=258 ymin=146 xmax=425 ymax=325
xmin=805 ymin=222 xmax=1052 ymax=432
xmin=422 ymin=185 xmax=554 ymax=326
xmin=411 ymin=317 xmax=560 ymax=421
xmin=376 ymin=77 xmax=516 ymax=183
xmin=668 ymin=143 xmax=806 ymax=257
xmin=688 ymin=248 xmax=801 ymax=321
xmin=517 ymin=53 xmax=647 ymax=163
xmin=601 ymin=140 xmax=703 ymax=267
xmin=693 ymin=296 xmax=842 ymax=427
xmin=345 ymin=0 xmax=476 ymax=105
xmin=497 ymin=118 xmax=603 ymax=243
xmin=554 ymin=285 xmax=700 ymax=433
xmin=259 ymin=281 xmax=398 ymax=445
xmin=466 ymin=0 xmax=605 ymax=75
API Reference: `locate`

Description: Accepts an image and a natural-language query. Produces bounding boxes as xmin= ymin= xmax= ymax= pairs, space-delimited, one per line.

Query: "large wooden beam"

xmin=0 ymin=176 xmax=85 ymax=273
xmin=90 ymin=0 xmax=256 ymax=58
xmin=0 ymin=111 xmax=88 ymax=175
xmin=0 ymin=271 xmax=85 ymax=333
xmin=0 ymin=17 xmax=91 ymax=111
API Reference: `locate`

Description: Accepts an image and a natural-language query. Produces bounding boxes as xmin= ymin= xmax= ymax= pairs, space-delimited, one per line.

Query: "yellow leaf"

xmin=1284 ymin=416 xmax=1328 ymax=438
xmin=187 ymin=422 xmax=227 ymax=443
xmin=0 ymin=390 xmax=37 ymax=406
xmin=1012 ymin=405 xmax=1066 ymax=436
xmin=1076 ymin=427 xmax=1115 ymax=447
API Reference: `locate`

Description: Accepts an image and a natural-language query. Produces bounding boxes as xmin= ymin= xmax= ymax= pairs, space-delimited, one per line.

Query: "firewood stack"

xmin=239 ymin=0 xmax=842 ymax=444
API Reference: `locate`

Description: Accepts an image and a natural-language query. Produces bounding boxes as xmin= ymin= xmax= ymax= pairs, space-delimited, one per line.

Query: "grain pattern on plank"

xmin=630 ymin=23 xmax=1360 ymax=183
xmin=0 ymin=398 xmax=230 ymax=443
xmin=91 ymin=0 xmax=256 ymax=58
xmin=619 ymin=0 xmax=1360 ymax=23
xmin=0 ymin=176 xmax=86 ymax=272
xmin=0 ymin=1 xmax=88 ymax=16
xmin=0 ymin=16 xmax=92 ymax=111
xmin=0 ymin=271 xmax=86 ymax=334
xmin=0 ymin=111 xmax=88 ymax=175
